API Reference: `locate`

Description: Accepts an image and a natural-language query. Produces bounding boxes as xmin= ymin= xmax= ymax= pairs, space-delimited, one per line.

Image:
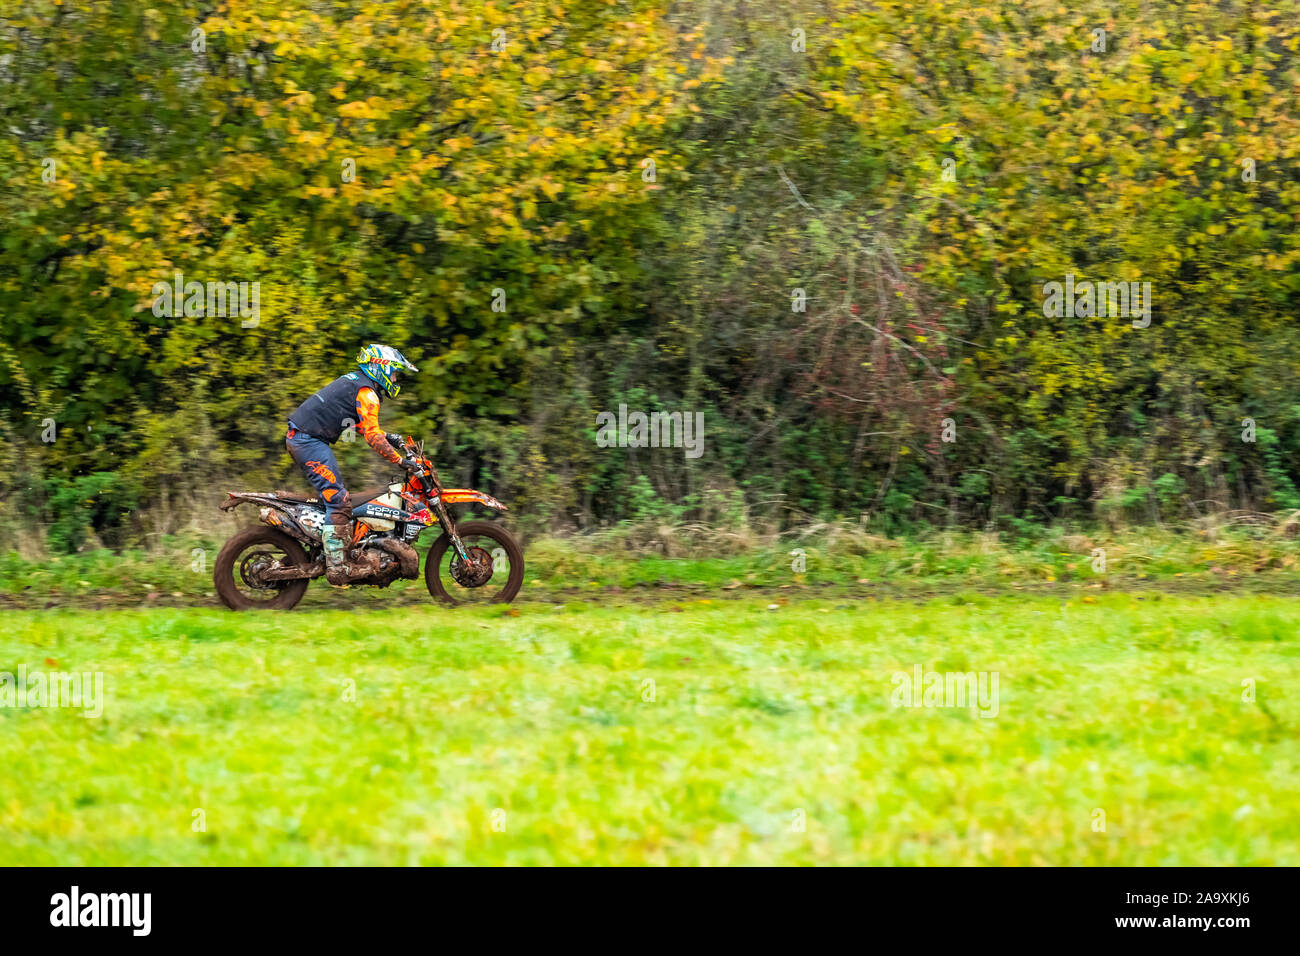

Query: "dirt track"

xmin=7 ymin=574 xmax=1299 ymax=612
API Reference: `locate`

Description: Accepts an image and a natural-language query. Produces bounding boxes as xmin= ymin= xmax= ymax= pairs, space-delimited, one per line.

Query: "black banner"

xmin=0 ymin=866 xmax=1288 ymax=943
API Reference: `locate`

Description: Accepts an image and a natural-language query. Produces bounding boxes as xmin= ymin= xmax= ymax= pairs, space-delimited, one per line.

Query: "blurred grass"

xmin=1 ymin=593 xmax=1297 ymax=864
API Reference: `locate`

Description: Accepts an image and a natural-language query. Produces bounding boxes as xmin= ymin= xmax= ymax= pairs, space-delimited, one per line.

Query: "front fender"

xmin=436 ymin=489 xmax=508 ymax=512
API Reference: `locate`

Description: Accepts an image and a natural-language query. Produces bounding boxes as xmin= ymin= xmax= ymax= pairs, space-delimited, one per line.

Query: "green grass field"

xmin=2 ymin=591 xmax=1297 ymax=865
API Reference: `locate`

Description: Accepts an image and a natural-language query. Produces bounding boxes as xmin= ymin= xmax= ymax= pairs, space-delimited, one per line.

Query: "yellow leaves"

xmin=338 ymin=99 xmax=382 ymax=119
xmin=294 ymin=129 xmax=328 ymax=149
xmin=283 ymin=89 xmax=315 ymax=110
xmin=542 ymin=220 xmax=572 ymax=242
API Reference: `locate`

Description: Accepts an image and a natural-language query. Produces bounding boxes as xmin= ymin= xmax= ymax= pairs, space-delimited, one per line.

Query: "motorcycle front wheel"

xmin=424 ymin=520 xmax=524 ymax=606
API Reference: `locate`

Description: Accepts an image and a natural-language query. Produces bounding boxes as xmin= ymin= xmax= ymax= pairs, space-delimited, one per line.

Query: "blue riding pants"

xmin=286 ymin=425 xmax=351 ymax=532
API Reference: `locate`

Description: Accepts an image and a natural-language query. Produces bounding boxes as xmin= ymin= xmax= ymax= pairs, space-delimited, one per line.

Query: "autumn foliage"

xmin=2 ymin=1 xmax=1299 ymax=548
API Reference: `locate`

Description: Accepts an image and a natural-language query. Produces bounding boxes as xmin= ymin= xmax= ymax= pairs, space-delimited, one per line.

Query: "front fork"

xmin=432 ymin=496 xmax=472 ymax=561
xmin=422 ymin=470 xmax=472 ymax=562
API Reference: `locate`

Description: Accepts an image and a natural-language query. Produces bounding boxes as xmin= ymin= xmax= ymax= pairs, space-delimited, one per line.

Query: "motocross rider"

xmin=286 ymin=344 xmax=421 ymax=585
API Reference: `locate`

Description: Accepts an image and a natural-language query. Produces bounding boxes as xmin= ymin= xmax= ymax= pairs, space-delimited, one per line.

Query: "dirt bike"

xmin=213 ymin=435 xmax=523 ymax=610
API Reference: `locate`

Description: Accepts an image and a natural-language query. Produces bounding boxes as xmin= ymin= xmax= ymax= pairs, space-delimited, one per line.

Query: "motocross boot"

xmin=321 ymin=523 xmax=354 ymax=587
xmin=323 ymin=522 xmax=383 ymax=585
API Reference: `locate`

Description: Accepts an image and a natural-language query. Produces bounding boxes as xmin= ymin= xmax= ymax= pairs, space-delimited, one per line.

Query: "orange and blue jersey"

xmin=286 ymin=376 xmax=403 ymax=526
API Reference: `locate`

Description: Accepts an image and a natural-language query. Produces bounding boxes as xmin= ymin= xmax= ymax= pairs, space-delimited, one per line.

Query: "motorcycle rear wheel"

xmin=214 ymin=526 xmax=311 ymax=611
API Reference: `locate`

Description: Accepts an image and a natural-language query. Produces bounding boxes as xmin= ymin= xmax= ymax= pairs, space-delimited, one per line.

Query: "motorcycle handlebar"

xmin=390 ymin=435 xmax=443 ymax=489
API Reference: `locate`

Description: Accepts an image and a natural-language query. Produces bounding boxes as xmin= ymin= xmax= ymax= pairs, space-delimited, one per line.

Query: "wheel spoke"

xmin=232 ymin=544 xmax=295 ymax=602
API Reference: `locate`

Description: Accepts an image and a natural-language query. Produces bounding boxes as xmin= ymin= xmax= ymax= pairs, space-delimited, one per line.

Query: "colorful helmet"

xmin=356 ymin=343 xmax=418 ymax=398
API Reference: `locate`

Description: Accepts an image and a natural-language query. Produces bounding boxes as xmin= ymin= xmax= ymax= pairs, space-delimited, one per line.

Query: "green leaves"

xmin=4 ymin=0 xmax=1300 ymax=543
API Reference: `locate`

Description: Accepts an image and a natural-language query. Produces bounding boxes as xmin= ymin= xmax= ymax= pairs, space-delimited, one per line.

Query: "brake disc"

xmin=240 ymin=549 xmax=285 ymax=590
xmin=450 ymin=546 xmax=495 ymax=588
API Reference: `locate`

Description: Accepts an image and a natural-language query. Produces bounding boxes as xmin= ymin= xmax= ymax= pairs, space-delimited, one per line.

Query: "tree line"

xmin=3 ymin=0 xmax=1299 ymax=550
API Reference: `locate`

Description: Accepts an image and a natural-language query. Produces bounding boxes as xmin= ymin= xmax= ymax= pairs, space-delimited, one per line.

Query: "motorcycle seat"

xmin=274 ymin=485 xmax=395 ymax=506
xmin=352 ymin=485 xmax=396 ymax=505
xmin=273 ymin=489 xmax=319 ymax=503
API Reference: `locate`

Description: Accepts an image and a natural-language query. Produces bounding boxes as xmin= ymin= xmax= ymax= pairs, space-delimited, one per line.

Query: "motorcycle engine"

xmin=354 ymin=538 xmax=421 ymax=588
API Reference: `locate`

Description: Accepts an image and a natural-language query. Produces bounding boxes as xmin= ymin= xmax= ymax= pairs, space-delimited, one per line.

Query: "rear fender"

xmin=219 ymin=493 xmax=318 ymax=545
xmin=219 ymin=492 xmax=288 ymax=512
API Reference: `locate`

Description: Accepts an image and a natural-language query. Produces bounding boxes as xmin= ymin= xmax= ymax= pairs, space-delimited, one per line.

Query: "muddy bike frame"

xmin=398 ymin=436 xmax=474 ymax=562
xmin=219 ymin=435 xmax=507 ymax=583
